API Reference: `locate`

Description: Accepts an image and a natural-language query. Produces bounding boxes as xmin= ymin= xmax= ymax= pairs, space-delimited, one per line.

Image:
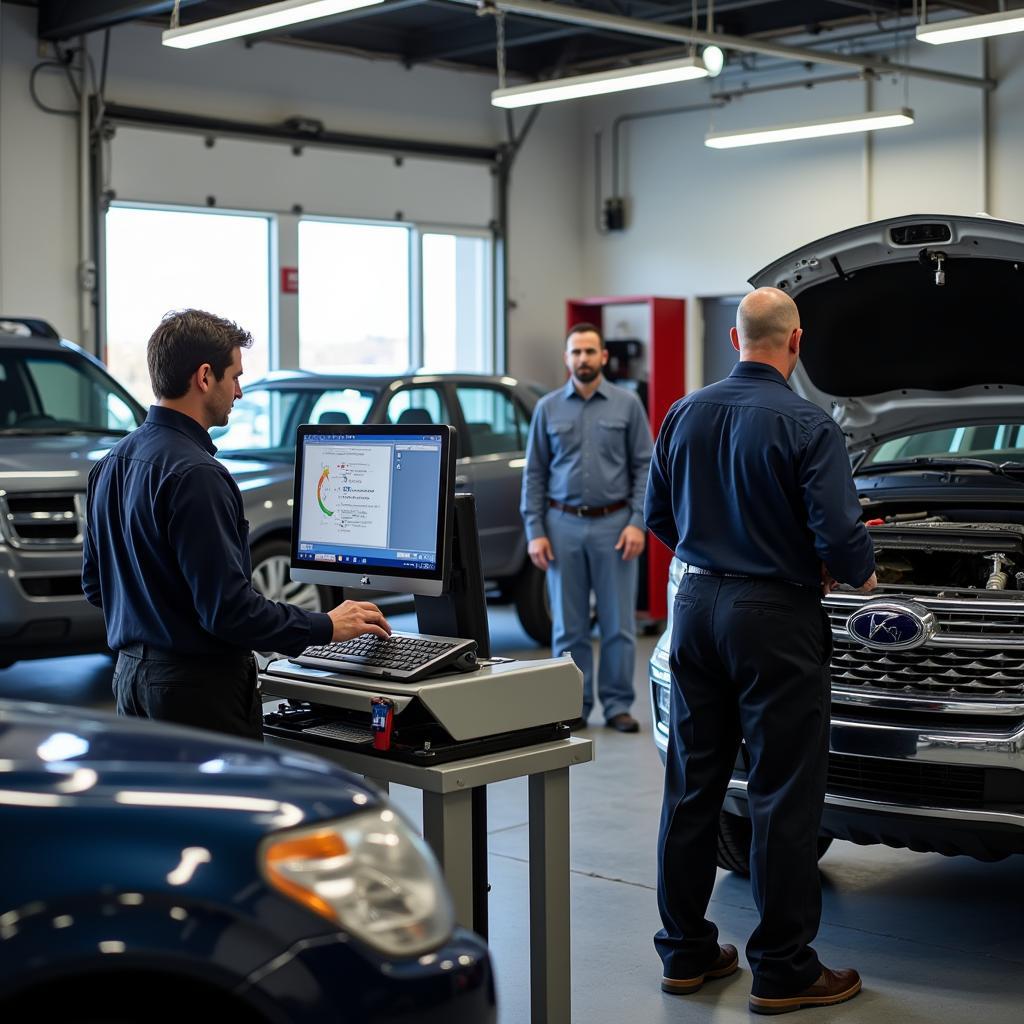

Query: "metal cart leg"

xmin=423 ymin=788 xmax=475 ymax=931
xmin=529 ymin=767 xmax=571 ymax=1024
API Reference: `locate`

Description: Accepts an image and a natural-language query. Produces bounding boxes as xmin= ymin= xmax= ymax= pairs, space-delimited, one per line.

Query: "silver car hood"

xmin=0 ymin=433 xmax=123 ymax=493
xmin=748 ymin=214 xmax=1024 ymax=447
xmin=217 ymin=455 xmax=296 ymax=492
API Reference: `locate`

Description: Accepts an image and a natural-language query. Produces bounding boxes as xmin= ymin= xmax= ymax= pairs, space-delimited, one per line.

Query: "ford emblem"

xmin=846 ymin=600 xmax=937 ymax=651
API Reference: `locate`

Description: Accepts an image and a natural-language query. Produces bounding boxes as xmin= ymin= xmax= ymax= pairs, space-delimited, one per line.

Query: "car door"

xmin=450 ymin=383 xmax=530 ymax=580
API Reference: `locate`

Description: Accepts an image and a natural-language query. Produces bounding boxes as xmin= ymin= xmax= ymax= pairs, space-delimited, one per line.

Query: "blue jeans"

xmin=545 ymin=506 xmax=637 ymax=720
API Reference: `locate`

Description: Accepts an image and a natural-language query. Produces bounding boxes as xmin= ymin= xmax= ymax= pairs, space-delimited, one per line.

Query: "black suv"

xmin=651 ymin=215 xmax=1024 ymax=871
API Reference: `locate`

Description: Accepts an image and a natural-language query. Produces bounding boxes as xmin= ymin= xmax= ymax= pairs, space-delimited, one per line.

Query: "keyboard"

xmin=301 ymin=721 xmax=374 ymax=745
xmin=294 ymin=630 xmax=479 ymax=682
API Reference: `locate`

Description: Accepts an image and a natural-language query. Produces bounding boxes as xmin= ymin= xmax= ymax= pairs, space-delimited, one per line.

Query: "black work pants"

xmin=113 ymin=644 xmax=263 ymax=741
xmin=655 ymin=574 xmax=832 ymax=998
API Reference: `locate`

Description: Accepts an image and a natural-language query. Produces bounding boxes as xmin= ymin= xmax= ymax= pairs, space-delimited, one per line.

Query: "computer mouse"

xmin=451 ymin=649 xmax=479 ymax=673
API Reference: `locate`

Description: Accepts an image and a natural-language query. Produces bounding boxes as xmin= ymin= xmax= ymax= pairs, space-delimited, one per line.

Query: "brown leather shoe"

xmin=749 ymin=967 xmax=862 ymax=1015
xmin=606 ymin=712 xmax=640 ymax=733
xmin=661 ymin=944 xmax=739 ymax=994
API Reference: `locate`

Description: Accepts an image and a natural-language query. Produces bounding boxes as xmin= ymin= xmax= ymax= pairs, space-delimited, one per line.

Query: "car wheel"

xmin=716 ymin=809 xmax=833 ymax=875
xmin=251 ymin=539 xmax=331 ymax=612
xmin=514 ymin=563 xmax=552 ymax=647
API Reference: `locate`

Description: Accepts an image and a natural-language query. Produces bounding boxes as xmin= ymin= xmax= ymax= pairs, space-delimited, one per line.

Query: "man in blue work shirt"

xmin=645 ymin=288 xmax=877 ymax=1015
xmin=83 ymin=309 xmax=391 ymax=740
xmin=521 ymin=323 xmax=653 ymax=733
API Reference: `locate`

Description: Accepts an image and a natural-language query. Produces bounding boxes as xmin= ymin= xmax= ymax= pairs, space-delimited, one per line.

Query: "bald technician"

xmin=644 ymin=288 xmax=877 ymax=1015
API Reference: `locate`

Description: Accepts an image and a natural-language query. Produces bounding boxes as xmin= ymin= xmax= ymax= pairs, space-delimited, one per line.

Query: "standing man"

xmin=83 ymin=309 xmax=390 ymax=740
xmin=521 ymin=323 xmax=653 ymax=733
xmin=645 ymin=288 xmax=877 ymax=1014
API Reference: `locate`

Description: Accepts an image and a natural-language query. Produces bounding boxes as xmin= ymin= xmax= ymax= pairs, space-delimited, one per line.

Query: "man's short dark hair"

xmin=147 ymin=309 xmax=253 ymax=400
xmin=566 ymin=322 xmax=604 ymax=348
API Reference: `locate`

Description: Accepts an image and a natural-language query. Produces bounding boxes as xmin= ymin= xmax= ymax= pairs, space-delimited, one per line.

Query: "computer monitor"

xmin=289 ymin=423 xmax=456 ymax=597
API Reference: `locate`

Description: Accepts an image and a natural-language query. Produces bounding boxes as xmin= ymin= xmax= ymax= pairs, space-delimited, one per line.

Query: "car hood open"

xmin=748 ymin=214 xmax=1024 ymax=447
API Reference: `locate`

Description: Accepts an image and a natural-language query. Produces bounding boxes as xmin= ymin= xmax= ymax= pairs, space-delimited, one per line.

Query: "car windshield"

xmin=863 ymin=423 xmax=1024 ymax=468
xmin=214 ymin=384 xmax=378 ymax=458
xmin=0 ymin=347 xmax=142 ymax=435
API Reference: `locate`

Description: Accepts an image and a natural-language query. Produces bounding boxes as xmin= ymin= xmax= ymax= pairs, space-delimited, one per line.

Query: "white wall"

xmin=577 ymin=36 xmax=1024 ymax=387
xmin=0 ymin=4 xmax=583 ymax=387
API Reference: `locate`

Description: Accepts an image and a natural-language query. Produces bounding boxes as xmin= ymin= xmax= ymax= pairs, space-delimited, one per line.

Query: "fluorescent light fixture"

xmin=162 ymin=0 xmax=386 ymax=49
xmin=705 ymin=108 xmax=914 ymax=149
xmin=917 ymin=9 xmax=1024 ymax=45
xmin=491 ymin=56 xmax=709 ymax=109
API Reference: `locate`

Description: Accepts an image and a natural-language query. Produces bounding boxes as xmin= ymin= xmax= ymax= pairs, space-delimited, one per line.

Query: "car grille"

xmin=827 ymin=753 xmax=1023 ymax=809
xmin=0 ymin=493 xmax=84 ymax=548
xmin=831 ymin=637 xmax=1024 ymax=698
xmin=825 ymin=592 xmax=1024 ymax=699
xmin=825 ymin=594 xmax=1024 ymax=648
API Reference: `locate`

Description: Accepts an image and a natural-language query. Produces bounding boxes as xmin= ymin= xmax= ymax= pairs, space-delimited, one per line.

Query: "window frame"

xmin=102 ymin=201 xmax=278 ymax=376
xmin=295 ymin=214 xmax=495 ymax=375
xmin=99 ymin=203 xmax=497 ymax=382
xmin=417 ymin=223 xmax=495 ymax=376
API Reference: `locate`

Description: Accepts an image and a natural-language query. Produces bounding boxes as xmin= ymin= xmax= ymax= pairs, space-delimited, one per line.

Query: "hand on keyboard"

xmin=327 ymin=600 xmax=391 ymax=641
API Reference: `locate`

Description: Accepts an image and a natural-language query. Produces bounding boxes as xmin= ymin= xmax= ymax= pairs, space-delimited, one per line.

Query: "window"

xmin=212 ymin=387 xmax=303 ymax=455
xmin=456 ymin=386 xmax=527 ymax=456
xmin=0 ymin=349 xmax=142 ymax=432
xmin=384 ymin=386 xmax=450 ymax=426
xmin=298 ymin=220 xmax=410 ymax=374
xmin=866 ymin=423 xmax=1024 ymax=465
xmin=422 ymin=232 xmax=492 ymax=373
xmin=308 ymin=388 xmax=377 ymax=426
xmin=105 ymin=205 xmax=272 ymax=404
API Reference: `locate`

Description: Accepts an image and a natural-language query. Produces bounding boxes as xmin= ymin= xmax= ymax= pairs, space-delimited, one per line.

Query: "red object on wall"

xmin=281 ymin=266 xmax=299 ymax=294
xmin=566 ymin=296 xmax=686 ymax=622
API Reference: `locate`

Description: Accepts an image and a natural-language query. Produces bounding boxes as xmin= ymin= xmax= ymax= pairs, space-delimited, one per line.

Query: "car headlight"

xmin=260 ymin=808 xmax=454 ymax=958
xmin=650 ymin=644 xmax=671 ymax=683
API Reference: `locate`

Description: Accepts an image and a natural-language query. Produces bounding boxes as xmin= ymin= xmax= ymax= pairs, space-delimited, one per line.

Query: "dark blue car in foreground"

xmin=0 ymin=699 xmax=494 ymax=1023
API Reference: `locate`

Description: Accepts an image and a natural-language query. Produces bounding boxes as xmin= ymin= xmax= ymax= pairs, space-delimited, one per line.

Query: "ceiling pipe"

xmin=453 ymin=0 xmax=995 ymax=90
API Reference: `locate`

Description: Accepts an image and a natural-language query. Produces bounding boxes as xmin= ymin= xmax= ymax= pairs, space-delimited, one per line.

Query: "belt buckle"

xmin=575 ymin=505 xmax=589 ymax=517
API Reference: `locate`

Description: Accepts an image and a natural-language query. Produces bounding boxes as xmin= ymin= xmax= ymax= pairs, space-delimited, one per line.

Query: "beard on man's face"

xmin=573 ymin=364 xmax=599 ymax=382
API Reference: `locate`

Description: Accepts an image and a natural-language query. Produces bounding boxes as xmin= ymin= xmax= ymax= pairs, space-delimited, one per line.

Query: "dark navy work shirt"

xmin=82 ymin=406 xmax=332 ymax=657
xmin=644 ymin=361 xmax=875 ymax=589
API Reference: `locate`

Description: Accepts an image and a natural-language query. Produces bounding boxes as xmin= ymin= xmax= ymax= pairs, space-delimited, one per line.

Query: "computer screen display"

xmin=289 ymin=423 xmax=455 ymax=597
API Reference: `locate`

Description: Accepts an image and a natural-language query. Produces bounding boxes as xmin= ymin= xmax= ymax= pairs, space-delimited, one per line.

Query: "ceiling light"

xmin=491 ymin=55 xmax=709 ymax=109
xmin=705 ymin=108 xmax=914 ymax=149
xmin=702 ymin=45 xmax=725 ymax=78
xmin=162 ymin=0 xmax=386 ymax=49
xmin=916 ymin=8 xmax=1024 ymax=45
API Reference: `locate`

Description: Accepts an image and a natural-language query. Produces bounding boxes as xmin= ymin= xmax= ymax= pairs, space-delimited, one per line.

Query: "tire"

xmin=250 ymin=538 xmax=331 ymax=613
xmin=514 ymin=563 xmax=552 ymax=646
xmin=716 ymin=809 xmax=833 ymax=876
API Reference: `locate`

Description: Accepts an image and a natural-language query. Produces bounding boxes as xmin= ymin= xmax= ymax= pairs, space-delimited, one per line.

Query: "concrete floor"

xmin=2 ymin=609 xmax=1021 ymax=1023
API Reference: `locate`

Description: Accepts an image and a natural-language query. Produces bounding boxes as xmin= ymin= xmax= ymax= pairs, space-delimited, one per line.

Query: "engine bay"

xmin=863 ymin=514 xmax=1024 ymax=594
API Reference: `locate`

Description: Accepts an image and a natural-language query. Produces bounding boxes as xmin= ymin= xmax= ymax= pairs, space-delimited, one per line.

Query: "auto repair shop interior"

xmin=1 ymin=2 xmax=1023 ymax=1023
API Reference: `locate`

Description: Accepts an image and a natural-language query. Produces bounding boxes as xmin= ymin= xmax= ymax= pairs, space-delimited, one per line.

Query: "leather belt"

xmin=549 ymin=499 xmax=628 ymax=518
xmin=682 ymin=564 xmax=753 ymax=579
xmin=681 ymin=564 xmax=810 ymax=589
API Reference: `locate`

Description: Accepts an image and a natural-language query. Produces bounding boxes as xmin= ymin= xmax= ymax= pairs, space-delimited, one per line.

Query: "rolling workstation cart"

xmin=261 ymin=655 xmax=592 ymax=1024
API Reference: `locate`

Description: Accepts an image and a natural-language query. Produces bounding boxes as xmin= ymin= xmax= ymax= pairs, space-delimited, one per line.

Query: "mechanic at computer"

xmin=82 ymin=309 xmax=391 ymax=740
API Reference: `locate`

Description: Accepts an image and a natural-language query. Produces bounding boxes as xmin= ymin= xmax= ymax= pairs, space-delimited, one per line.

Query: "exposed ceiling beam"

xmin=37 ymin=0 xmax=204 ymax=40
xmin=442 ymin=0 xmax=995 ymax=89
xmin=414 ymin=0 xmax=803 ymax=66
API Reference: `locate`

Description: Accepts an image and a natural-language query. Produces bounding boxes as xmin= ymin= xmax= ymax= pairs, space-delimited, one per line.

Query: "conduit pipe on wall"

xmin=78 ymin=36 xmax=95 ymax=349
